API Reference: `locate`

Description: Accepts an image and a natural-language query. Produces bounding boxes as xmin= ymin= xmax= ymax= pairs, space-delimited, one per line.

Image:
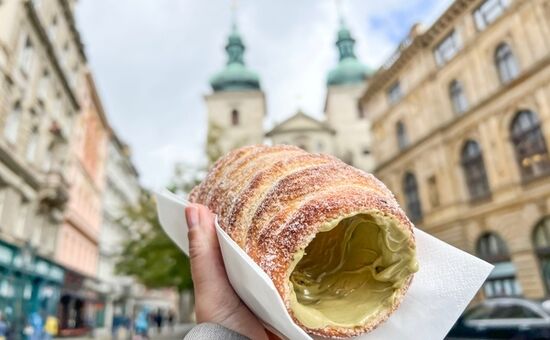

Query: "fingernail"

xmin=186 ymin=206 xmax=199 ymax=229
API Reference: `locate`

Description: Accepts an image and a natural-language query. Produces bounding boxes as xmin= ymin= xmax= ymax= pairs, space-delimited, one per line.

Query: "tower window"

xmin=231 ymin=109 xmax=239 ymax=126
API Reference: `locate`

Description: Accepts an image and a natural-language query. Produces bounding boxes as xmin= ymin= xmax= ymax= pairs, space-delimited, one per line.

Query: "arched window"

xmin=231 ymin=109 xmax=239 ymax=126
xmin=4 ymin=101 xmax=22 ymax=143
xmin=510 ymin=110 xmax=550 ymax=180
xmin=396 ymin=121 xmax=409 ymax=150
xmin=449 ymin=80 xmax=468 ymax=114
xmin=477 ymin=233 xmax=521 ymax=297
xmin=533 ymin=217 xmax=550 ymax=294
xmin=495 ymin=43 xmax=519 ymax=84
xmin=461 ymin=140 xmax=490 ymax=199
xmin=403 ymin=172 xmax=422 ymax=222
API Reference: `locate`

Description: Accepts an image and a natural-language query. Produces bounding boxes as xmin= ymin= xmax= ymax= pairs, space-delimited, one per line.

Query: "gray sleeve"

xmin=184 ymin=323 xmax=250 ymax=340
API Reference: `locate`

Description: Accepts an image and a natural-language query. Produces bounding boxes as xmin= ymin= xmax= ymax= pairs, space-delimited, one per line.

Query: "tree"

xmin=115 ymin=123 xmax=226 ymax=292
xmin=115 ymin=188 xmax=194 ymax=292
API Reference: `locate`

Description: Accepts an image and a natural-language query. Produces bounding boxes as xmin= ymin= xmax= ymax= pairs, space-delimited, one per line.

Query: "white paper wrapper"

xmin=156 ymin=190 xmax=493 ymax=340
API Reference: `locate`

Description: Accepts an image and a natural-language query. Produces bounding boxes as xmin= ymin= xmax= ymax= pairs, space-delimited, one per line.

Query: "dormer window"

xmin=387 ymin=81 xmax=402 ymax=105
xmin=434 ymin=30 xmax=461 ymax=66
xmin=474 ymin=0 xmax=511 ymax=31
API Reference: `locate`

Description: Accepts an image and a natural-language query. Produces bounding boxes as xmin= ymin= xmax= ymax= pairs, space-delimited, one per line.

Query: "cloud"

xmin=76 ymin=0 xmax=452 ymax=189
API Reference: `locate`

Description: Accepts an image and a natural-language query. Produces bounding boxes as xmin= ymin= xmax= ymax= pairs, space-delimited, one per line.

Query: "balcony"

xmin=38 ymin=171 xmax=69 ymax=217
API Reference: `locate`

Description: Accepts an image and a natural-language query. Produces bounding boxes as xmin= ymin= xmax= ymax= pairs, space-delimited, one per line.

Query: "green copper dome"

xmin=327 ymin=21 xmax=372 ymax=86
xmin=210 ymin=24 xmax=261 ymax=92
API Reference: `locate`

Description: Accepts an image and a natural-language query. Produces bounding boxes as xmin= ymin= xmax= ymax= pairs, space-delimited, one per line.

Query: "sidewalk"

xmin=54 ymin=324 xmax=195 ymax=340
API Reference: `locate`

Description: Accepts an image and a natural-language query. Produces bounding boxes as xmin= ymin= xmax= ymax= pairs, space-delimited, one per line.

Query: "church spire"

xmin=226 ymin=0 xmax=244 ymax=65
xmin=209 ymin=1 xmax=261 ymax=92
xmin=327 ymin=2 xmax=372 ymax=86
xmin=336 ymin=19 xmax=357 ymax=61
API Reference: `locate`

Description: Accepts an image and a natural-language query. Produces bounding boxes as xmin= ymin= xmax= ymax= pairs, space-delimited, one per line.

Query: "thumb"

xmin=186 ymin=204 xmax=230 ymax=291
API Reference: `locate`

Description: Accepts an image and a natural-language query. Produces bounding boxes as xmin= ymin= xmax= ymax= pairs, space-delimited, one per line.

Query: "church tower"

xmin=205 ymin=21 xmax=266 ymax=159
xmin=325 ymin=17 xmax=374 ymax=172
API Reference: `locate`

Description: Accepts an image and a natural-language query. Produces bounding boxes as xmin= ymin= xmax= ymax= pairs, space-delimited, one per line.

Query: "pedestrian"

xmin=167 ymin=310 xmax=174 ymax=332
xmin=0 ymin=312 xmax=7 ymax=340
xmin=134 ymin=309 xmax=149 ymax=340
xmin=43 ymin=315 xmax=58 ymax=340
xmin=153 ymin=309 xmax=163 ymax=334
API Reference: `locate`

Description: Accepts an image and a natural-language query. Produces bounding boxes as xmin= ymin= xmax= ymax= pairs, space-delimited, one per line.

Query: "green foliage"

xmin=115 ymin=122 xmax=226 ymax=292
xmin=115 ymin=190 xmax=194 ymax=292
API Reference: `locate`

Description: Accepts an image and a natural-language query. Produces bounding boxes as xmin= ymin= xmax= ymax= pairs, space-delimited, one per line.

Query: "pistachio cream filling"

xmin=289 ymin=213 xmax=418 ymax=329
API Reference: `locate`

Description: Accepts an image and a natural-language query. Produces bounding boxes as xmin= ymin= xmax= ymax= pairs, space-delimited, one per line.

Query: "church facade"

xmin=204 ymin=18 xmax=375 ymax=172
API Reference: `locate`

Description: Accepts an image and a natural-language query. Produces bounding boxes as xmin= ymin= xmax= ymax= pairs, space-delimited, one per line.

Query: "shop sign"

xmin=0 ymin=244 xmax=13 ymax=265
xmin=48 ymin=265 xmax=64 ymax=282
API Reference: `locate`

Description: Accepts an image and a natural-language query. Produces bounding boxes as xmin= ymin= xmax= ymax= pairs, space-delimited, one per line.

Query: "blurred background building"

xmin=0 ymin=0 xmax=178 ymax=339
xmin=360 ymin=0 xmax=550 ymax=300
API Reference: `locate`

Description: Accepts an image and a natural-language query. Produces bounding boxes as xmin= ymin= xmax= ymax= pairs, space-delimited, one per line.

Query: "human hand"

xmin=185 ymin=203 xmax=270 ymax=340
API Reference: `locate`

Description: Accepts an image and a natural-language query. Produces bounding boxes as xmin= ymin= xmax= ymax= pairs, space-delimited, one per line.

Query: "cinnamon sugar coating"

xmin=189 ymin=145 xmax=416 ymax=338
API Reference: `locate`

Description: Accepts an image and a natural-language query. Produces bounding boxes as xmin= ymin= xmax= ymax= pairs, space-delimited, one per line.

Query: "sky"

xmin=76 ymin=0 xmax=453 ymax=190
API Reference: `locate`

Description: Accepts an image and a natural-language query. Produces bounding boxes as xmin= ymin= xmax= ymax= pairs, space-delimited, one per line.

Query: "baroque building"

xmin=208 ymin=17 xmax=375 ymax=172
xmin=360 ymin=0 xmax=550 ymax=298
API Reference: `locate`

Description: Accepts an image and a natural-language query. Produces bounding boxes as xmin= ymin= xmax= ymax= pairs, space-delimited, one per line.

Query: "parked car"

xmin=447 ymin=298 xmax=550 ymax=339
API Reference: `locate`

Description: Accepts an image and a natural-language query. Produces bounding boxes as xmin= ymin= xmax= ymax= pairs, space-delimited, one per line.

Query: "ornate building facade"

xmin=56 ymin=71 xmax=109 ymax=336
xmin=0 ymin=0 xmax=85 ymax=336
xmin=360 ymin=0 xmax=550 ymax=298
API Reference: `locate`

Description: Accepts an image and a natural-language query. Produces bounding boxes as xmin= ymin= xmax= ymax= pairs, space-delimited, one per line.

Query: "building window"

xmin=474 ymin=0 xmax=511 ymax=31
xmin=18 ymin=35 xmax=34 ymax=75
xmin=14 ymin=200 xmax=29 ymax=238
xmin=403 ymin=172 xmax=422 ymax=222
xmin=231 ymin=109 xmax=239 ymax=126
xmin=477 ymin=233 xmax=521 ymax=297
xmin=427 ymin=175 xmax=440 ymax=208
xmin=26 ymin=126 xmax=39 ymax=163
xmin=396 ymin=121 xmax=409 ymax=150
xmin=533 ymin=217 xmax=550 ymax=294
xmin=495 ymin=43 xmax=519 ymax=84
xmin=357 ymin=102 xmax=365 ymax=119
xmin=434 ymin=30 xmax=461 ymax=66
xmin=387 ymin=81 xmax=402 ymax=105
xmin=4 ymin=101 xmax=22 ymax=144
xmin=510 ymin=110 xmax=550 ymax=180
xmin=461 ymin=140 xmax=491 ymax=200
xmin=38 ymin=69 xmax=49 ymax=99
xmin=449 ymin=80 xmax=468 ymax=114
xmin=48 ymin=15 xmax=58 ymax=42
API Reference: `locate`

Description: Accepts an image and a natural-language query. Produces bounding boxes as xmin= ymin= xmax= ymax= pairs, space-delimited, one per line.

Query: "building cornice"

xmin=0 ymin=142 xmax=40 ymax=190
xmin=25 ymin=1 xmax=80 ymax=110
xmin=58 ymin=0 xmax=87 ymax=62
xmin=362 ymin=0 xmax=477 ymax=101
xmin=85 ymin=72 xmax=111 ymax=129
